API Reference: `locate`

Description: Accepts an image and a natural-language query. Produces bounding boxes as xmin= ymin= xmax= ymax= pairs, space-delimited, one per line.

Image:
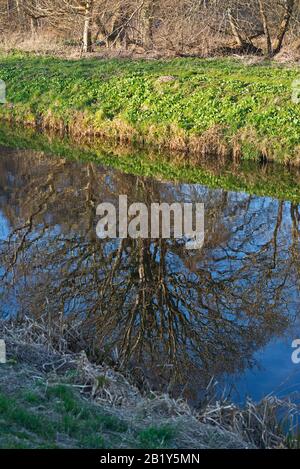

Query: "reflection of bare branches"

xmin=7 ymin=183 xmax=54 ymax=270
xmin=0 ymin=148 xmax=299 ymax=400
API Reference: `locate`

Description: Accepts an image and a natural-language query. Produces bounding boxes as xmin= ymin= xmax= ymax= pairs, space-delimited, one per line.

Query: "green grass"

xmin=0 ymin=382 xmax=131 ymax=449
xmin=0 ymin=52 xmax=300 ymax=164
xmin=0 ymin=374 xmax=136 ymax=449
xmin=0 ymin=367 xmax=179 ymax=450
xmin=138 ymin=426 xmax=176 ymax=449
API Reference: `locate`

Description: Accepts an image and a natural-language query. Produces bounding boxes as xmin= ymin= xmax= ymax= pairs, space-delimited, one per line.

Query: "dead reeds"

xmin=1 ymin=317 xmax=299 ymax=448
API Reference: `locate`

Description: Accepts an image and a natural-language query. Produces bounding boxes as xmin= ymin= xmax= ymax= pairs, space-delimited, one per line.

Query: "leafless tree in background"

xmin=0 ymin=1 xmax=299 ymax=57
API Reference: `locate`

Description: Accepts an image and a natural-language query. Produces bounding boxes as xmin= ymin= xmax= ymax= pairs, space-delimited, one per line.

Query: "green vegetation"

xmin=138 ymin=426 xmax=176 ymax=449
xmin=0 ymin=366 xmax=178 ymax=449
xmin=1 ymin=328 xmax=298 ymax=450
xmin=0 ymin=53 xmax=300 ymax=165
xmin=0 ymin=121 xmax=299 ymax=203
xmin=0 ymin=382 xmax=124 ymax=449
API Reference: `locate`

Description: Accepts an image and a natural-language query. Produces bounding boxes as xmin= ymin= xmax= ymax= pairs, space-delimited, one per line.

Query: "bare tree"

xmin=0 ymin=0 xmax=299 ymax=56
xmin=82 ymin=0 xmax=94 ymax=52
xmin=273 ymin=0 xmax=295 ymax=54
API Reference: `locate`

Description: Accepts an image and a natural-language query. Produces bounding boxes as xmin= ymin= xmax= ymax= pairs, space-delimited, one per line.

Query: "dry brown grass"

xmin=1 ymin=26 xmax=300 ymax=63
xmin=0 ymin=32 xmax=72 ymax=57
xmin=275 ymin=38 xmax=300 ymax=64
xmin=200 ymin=397 xmax=299 ymax=449
xmin=1 ymin=317 xmax=299 ymax=449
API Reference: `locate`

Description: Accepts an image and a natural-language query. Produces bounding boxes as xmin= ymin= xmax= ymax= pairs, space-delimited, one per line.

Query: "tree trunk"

xmin=15 ymin=0 xmax=25 ymax=27
xmin=141 ymin=0 xmax=156 ymax=50
xmin=107 ymin=7 xmax=128 ymax=49
xmin=6 ymin=0 xmax=13 ymax=18
xmin=31 ymin=16 xmax=38 ymax=36
xmin=273 ymin=0 xmax=295 ymax=55
xmin=258 ymin=0 xmax=273 ymax=57
xmin=83 ymin=0 xmax=94 ymax=53
xmin=228 ymin=10 xmax=248 ymax=48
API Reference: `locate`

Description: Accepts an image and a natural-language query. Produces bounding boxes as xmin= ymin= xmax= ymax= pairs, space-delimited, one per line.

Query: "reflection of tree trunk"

xmin=85 ymin=163 xmax=97 ymax=241
xmin=272 ymin=202 xmax=283 ymax=269
xmin=83 ymin=0 xmax=94 ymax=53
xmin=273 ymin=0 xmax=295 ymax=55
xmin=290 ymin=204 xmax=300 ymax=266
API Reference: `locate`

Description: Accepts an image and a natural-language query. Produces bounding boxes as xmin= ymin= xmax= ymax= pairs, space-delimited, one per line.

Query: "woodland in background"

xmin=0 ymin=1 xmax=300 ymax=59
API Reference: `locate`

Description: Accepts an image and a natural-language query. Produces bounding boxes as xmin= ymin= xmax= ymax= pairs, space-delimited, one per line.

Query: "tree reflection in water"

xmin=0 ymin=147 xmax=299 ymax=402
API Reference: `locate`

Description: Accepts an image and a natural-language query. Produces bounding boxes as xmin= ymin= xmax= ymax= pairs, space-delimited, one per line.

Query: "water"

xmin=0 ymin=144 xmax=299 ymax=406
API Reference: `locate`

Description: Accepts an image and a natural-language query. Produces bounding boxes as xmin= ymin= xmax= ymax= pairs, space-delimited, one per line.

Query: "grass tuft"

xmin=138 ymin=425 xmax=176 ymax=449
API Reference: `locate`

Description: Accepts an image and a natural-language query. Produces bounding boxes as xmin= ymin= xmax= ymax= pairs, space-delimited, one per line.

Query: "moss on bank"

xmin=0 ymin=53 xmax=300 ymax=165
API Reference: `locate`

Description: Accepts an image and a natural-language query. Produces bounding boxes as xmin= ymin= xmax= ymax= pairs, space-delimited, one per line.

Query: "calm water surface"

xmin=0 ymin=144 xmax=299 ymax=405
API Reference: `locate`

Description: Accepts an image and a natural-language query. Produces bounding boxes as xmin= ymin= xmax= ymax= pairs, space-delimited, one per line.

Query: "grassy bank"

xmin=0 ymin=122 xmax=300 ymax=203
xmin=0 ymin=331 xmax=252 ymax=450
xmin=0 ymin=53 xmax=300 ymax=165
xmin=0 ymin=319 xmax=299 ymax=450
xmin=0 ymin=365 xmax=183 ymax=450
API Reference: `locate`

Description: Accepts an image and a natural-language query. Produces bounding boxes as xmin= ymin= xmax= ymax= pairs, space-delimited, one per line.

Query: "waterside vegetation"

xmin=0 ymin=53 xmax=300 ymax=169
